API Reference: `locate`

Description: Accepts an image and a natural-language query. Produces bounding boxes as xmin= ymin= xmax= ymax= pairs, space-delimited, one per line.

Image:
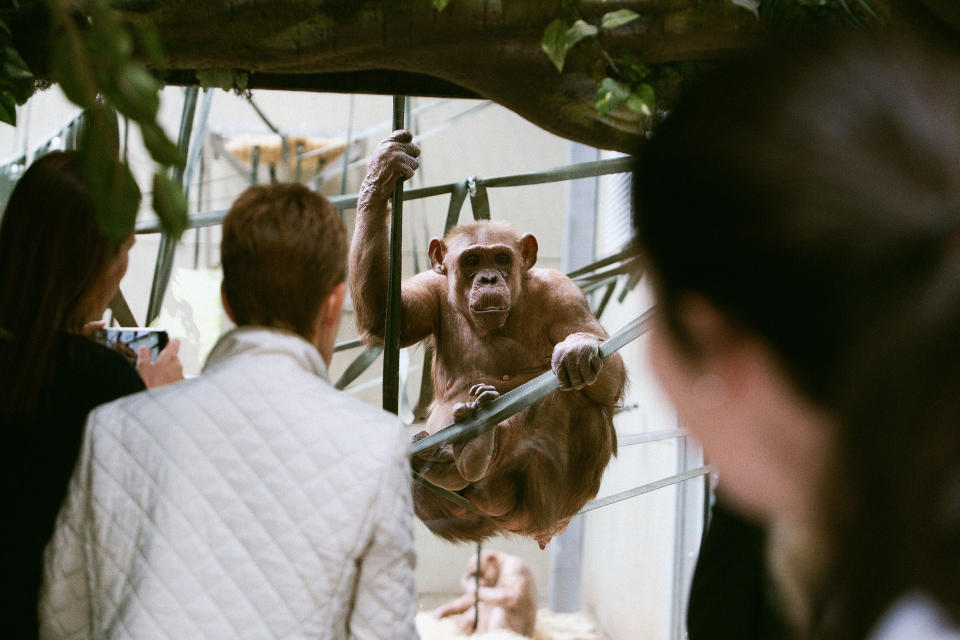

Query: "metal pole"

xmin=146 ymin=87 xmax=198 ymax=325
xmin=382 ymin=96 xmax=406 ymax=414
xmin=473 ymin=541 xmax=482 ymax=633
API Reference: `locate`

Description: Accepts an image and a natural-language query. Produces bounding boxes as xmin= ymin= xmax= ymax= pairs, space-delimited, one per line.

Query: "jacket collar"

xmin=203 ymin=326 xmax=330 ymax=382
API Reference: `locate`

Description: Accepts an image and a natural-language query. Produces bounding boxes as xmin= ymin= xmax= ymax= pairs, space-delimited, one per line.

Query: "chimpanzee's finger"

xmin=395 ymin=142 xmax=421 ymax=157
xmin=590 ymin=352 xmax=602 ymax=376
xmin=577 ymin=354 xmax=597 ymax=384
xmin=565 ymin=360 xmax=584 ymax=389
xmin=476 ymin=390 xmax=499 ymax=406
xmin=399 ymin=157 xmax=419 ymax=179
xmin=470 ymin=383 xmax=489 ymax=396
xmin=453 ymin=402 xmax=473 ymax=420
xmin=387 ymin=129 xmax=413 ymax=142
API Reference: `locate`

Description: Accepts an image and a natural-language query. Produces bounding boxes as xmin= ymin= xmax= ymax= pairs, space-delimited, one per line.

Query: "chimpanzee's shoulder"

xmin=526 ymin=267 xmax=579 ymax=291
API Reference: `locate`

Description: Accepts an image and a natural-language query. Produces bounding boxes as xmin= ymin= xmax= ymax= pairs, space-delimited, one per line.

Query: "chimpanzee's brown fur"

xmin=350 ymin=131 xmax=626 ymax=545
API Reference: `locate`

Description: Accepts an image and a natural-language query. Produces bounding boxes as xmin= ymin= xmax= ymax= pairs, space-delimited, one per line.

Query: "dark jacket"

xmin=688 ymin=500 xmax=796 ymax=640
xmin=1 ymin=333 xmax=144 ymax=639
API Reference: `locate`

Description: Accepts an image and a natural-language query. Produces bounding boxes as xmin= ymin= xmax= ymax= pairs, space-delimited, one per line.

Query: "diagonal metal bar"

xmin=183 ymin=89 xmax=214 ymax=190
xmin=576 ymin=466 xmax=712 ymax=515
xmin=107 ymin=290 xmax=138 ymax=327
xmin=478 ymin=156 xmax=634 ymax=189
xmin=618 ymin=429 xmax=687 ymax=448
xmin=334 ymin=338 xmax=364 ymax=353
xmin=566 ymin=246 xmax=637 ymax=279
xmin=467 ymin=178 xmax=490 ymax=220
xmin=326 ymin=156 xmax=631 ymax=212
xmin=592 ymin=280 xmax=618 ymax=319
xmin=335 ymin=344 xmax=384 ymax=390
xmin=410 ymin=308 xmax=656 ymax=457
xmin=444 ymin=181 xmax=469 ymax=232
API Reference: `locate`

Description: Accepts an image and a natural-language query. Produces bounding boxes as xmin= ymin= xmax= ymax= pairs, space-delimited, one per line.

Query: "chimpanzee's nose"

xmin=478 ymin=273 xmax=498 ymax=284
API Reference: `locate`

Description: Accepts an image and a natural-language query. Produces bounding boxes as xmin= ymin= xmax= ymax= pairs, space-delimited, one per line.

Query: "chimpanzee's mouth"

xmin=472 ymin=307 xmax=508 ymax=314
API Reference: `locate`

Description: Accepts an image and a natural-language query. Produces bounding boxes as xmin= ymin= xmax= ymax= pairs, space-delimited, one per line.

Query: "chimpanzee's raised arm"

xmin=349 ymin=130 xmax=440 ymax=346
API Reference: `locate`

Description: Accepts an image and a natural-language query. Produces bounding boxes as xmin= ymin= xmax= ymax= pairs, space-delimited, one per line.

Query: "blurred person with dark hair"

xmin=0 ymin=151 xmax=182 ymax=638
xmin=39 ymin=183 xmax=416 ymax=640
xmin=633 ymin=33 xmax=960 ymax=640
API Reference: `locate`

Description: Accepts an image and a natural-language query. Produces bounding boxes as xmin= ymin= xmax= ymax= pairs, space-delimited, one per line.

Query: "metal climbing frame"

xmin=128 ymin=92 xmax=711 ymax=515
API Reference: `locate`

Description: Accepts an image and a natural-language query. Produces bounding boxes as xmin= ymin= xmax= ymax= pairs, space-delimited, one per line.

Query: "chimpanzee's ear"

xmin=428 ymin=238 xmax=447 ymax=275
xmin=520 ymin=233 xmax=538 ymax=270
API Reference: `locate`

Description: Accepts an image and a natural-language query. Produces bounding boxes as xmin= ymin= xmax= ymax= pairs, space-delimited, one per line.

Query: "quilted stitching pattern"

xmin=39 ymin=329 xmax=418 ymax=640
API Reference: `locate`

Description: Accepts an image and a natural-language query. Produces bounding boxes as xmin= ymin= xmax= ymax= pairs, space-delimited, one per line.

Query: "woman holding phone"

xmin=0 ymin=150 xmax=182 ymax=637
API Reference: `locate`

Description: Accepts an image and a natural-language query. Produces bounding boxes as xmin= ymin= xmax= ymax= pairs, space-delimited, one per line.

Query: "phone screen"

xmin=93 ymin=328 xmax=168 ymax=365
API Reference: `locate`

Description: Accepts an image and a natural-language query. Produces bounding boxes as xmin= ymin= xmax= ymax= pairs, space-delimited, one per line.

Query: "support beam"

xmin=382 ymin=96 xmax=406 ymax=414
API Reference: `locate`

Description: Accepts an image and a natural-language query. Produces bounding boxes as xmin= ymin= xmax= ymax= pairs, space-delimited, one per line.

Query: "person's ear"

xmin=428 ymin=238 xmax=447 ymax=275
xmin=520 ymin=233 xmax=538 ymax=270
xmin=220 ymin=281 xmax=236 ymax=324
xmin=322 ymin=282 xmax=347 ymax=329
xmin=674 ymin=294 xmax=754 ymax=398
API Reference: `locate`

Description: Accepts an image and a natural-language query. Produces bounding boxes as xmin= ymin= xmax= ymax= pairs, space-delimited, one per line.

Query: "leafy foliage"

xmin=541 ymin=0 xmax=889 ymax=123
xmin=1 ymin=0 xmax=187 ymax=242
xmin=540 ymin=2 xmax=648 ymax=118
xmin=542 ymin=18 xmax=599 ymax=72
xmin=0 ymin=20 xmax=34 ymax=126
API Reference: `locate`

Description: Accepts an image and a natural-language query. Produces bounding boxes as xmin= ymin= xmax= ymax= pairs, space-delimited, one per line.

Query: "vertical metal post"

xmin=146 ymin=87 xmax=213 ymax=325
xmin=147 ymin=87 xmax=198 ymax=325
xmin=382 ymin=96 xmax=406 ymax=414
xmin=472 ymin=541 xmax=482 ymax=633
xmin=340 ymin=94 xmax=355 ymax=195
xmin=549 ymin=142 xmax=600 ymax=614
xmin=193 ymin=151 xmax=204 ymax=269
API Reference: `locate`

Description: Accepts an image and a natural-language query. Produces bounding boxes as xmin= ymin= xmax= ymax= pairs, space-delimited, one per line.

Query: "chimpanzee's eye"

xmin=495 ymin=253 xmax=511 ymax=266
xmin=463 ymin=254 xmax=480 ymax=268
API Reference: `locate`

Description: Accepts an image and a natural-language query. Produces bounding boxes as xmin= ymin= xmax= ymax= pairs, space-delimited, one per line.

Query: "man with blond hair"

xmin=40 ymin=184 xmax=417 ymax=640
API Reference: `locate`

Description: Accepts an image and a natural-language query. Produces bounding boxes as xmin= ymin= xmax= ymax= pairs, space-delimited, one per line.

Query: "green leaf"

xmin=3 ymin=46 xmax=32 ymax=79
xmin=433 ymin=0 xmax=451 ymax=10
xmin=601 ymin=9 xmax=640 ymax=30
xmin=0 ymin=92 xmax=16 ymax=126
xmin=111 ymin=63 xmax=161 ymax=122
xmin=619 ymin=51 xmax=650 ymax=84
xmin=626 ymin=83 xmax=656 ymax=116
xmin=152 ymin=172 xmax=188 ymax=240
xmin=541 ymin=18 xmax=598 ymax=73
xmin=51 ymin=33 xmax=95 ymax=107
xmin=595 ymin=77 xmax=630 ymax=117
xmin=135 ymin=26 xmax=166 ymax=67
xmin=141 ymin=122 xmax=185 ymax=169
xmin=541 ymin=19 xmax=571 ymax=72
xmin=81 ymin=116 xmax=141 ymax=244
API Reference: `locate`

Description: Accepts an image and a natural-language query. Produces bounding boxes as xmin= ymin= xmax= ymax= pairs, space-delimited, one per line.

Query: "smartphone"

xmin=93 ymin=328 xmax=168 ymax=366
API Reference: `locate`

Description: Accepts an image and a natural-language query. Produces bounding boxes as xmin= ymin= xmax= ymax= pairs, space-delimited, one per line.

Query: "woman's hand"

xmin=136 ymin=338 xmax=184 ymax=388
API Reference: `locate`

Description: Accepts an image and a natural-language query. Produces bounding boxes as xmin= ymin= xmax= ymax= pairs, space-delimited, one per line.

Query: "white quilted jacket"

xmin=39 ymin=327 xmax=418 ymax=640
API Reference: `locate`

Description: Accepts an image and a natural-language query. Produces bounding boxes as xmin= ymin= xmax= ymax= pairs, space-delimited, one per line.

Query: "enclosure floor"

xmin=416 ymin=609 xmax=609 ymax=640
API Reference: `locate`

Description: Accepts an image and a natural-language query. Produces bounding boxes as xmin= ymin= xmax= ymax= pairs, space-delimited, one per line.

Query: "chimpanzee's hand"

xmin=552 ymin=334 xmax=602 ymax=390
xmin=358 ymin=129 xmax=421 ymax=204
xmin=452 ymin=383 xmax=500 ymax=420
